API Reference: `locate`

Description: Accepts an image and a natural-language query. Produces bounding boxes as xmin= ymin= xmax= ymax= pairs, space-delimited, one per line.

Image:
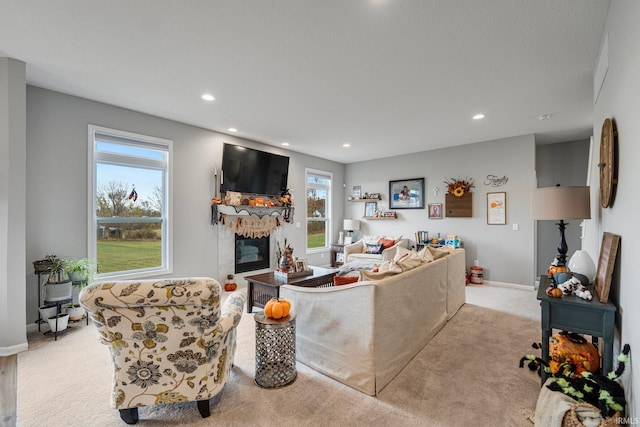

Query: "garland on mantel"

xmin=222 ymin=215 xmax=280 ymax=238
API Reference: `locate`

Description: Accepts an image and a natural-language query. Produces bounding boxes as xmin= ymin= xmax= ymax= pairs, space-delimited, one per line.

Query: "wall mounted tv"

xmin=220 ymin=143 xmax=290 ymax=196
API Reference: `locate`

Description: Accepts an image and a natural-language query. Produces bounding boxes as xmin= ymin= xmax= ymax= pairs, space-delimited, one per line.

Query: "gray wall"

xmin=535 ymin=139 xmax=590 ymax=276
xmin=345 ymin=134 xmax=537 ymax=286
xmin=25 ymin=86 xmax=344 ymax=324
xmin=587 ymin=0 xmax=640 ymax=415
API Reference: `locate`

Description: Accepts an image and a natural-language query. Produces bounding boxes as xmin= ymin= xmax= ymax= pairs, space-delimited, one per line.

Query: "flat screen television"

xmin=220 ymin=143 xmax=290 ymax=196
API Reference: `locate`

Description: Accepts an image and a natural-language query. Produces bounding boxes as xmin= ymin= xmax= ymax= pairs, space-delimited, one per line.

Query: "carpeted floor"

xmin=17 ymin=284 xmax=541 ymax=426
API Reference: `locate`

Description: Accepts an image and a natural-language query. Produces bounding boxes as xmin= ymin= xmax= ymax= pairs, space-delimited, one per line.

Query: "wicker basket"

xmin=562 ymin=402 xmax=620 ymax=427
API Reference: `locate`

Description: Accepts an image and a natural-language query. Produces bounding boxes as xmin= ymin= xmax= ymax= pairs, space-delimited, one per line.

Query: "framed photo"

xmin=369 ymin=193 xmax=381 ymax=200
xmin=487 ymin=192 xmax=506 ymax=225
xmin=296 ymin=259 xmax=307 ymax=272
xmin=595 ymin=232 xmax=621 ymax=303
xmin=364 ymin=201 xmax=377 ymax=217
xmin=389 ymin=178 xmax=425 ymax=209
xmin=352 ymin=186 xmax=362 ymax=200
xmin=428 ymin=203 xmax=443 ymax=219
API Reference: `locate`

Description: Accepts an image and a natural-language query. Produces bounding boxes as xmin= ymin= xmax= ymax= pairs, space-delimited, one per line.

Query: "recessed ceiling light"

xmin=342 ymin=143 xmax=351 ymax=148
xmin=228 ymin=128 xmax=238 ymax=133
xmin=281 ymin=142 xmax=290 ymax=146
xmin=201 ymin=94 xmax=215 ymax=101
xmin=472 ymin=114 xmax=485 ymax=120
xmin=538 ymin=114 xmax=552 ymax=121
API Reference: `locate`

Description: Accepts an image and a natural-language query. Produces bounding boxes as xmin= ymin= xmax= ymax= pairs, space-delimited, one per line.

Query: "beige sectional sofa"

xmin=280 ymin=248 xmax=466 ymax=395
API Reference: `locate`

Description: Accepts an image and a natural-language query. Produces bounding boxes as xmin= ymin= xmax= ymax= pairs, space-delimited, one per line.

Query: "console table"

xmin=536 ymin=275 xmax=616 ymax=383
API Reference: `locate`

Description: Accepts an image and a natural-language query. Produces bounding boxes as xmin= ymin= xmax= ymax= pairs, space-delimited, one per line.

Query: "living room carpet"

xmin=17 ymin=287 xmax=541 ymax=426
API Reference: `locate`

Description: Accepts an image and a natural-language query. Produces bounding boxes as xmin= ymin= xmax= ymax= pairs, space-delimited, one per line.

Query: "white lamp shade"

xmin=568 ymin=250 xmax=596 ymax=283
xmin=343 ymin=219 xmax=360 ymax=231
xmin=530 ymin=186 xmax=591 ymax=220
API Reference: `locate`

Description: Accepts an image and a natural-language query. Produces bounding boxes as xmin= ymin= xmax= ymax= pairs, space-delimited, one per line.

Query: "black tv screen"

xmin=221 ymin=143 xmax=290 ymax=196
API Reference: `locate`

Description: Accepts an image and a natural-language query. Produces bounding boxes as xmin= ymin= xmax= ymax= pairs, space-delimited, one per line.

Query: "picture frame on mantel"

xmin=389 ymin=178 xmax=425 ymax=209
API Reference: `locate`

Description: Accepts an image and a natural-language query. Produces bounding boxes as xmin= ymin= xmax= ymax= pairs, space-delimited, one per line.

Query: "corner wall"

xmin=345 ymin=134 xmax=536 ymax=286
xmin=588 ymin=0 xmax=640 ymax=416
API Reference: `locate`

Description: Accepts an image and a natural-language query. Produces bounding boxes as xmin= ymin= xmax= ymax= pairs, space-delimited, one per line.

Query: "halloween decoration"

xmin=264 ymin=298 xmax=291 ymax=319
xmin=546 ymin=286 xmax=563 ymax=298
xmin=520 ymin=342 xmax=630 ymax=419
xmin=224 ymin=274 xmax=237 ymax=292
xmin=549 ymin=333 xmax=600 ymax=376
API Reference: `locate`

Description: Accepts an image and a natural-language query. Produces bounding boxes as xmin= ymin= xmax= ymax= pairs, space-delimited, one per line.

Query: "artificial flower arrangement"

xmin=444 ymin=177 xmax=475 ymax=197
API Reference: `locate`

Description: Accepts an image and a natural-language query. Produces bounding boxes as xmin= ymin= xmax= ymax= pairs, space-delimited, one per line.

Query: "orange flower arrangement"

xmin=444 ymin=178 xmax=475 ymax=197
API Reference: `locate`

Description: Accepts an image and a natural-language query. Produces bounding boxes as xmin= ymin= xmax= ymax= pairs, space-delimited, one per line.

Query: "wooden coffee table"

xmin=245 ymin=266 xmax=337 ymax=313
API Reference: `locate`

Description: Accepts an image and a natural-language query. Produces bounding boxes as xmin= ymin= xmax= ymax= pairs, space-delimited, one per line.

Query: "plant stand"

xmin=43 ymin=298 xmax=72 ymax=341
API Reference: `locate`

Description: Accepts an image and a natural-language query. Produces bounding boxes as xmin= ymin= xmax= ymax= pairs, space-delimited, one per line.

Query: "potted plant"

xmin=66 ymin=302 xmax=85 ymax=321
xmin=33 ymin=254 xmax=57 ymax=273
xmin=44 ymin=256 xmax=72 ymax=302
xmin=63 ymin=257 xmax=96 ymax=307
xmin=47 ymin=311 xmax=70 ymax=332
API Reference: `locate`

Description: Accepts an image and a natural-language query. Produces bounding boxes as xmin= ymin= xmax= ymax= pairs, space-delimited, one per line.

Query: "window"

xmin=306 ymin=169 xmax=332 ymax=251
xmin=88 ymin=125 xmax=172 ymax=279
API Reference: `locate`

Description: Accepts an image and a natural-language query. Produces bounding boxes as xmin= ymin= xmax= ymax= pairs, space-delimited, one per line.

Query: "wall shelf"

xmin=362 ymin=216 xmax=397 ymax=220
xmin=211 ymin=204 xmax=294 ymax=225
xmin=349 ymin=198 xmax=381 ymax=202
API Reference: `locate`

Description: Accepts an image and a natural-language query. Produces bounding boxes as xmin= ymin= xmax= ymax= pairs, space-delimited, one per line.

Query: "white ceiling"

xmin=0 ymin=0 xmax=610 ymax=164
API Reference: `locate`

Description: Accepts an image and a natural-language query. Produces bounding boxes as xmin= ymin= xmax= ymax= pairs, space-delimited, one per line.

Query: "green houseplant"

xmin=44 ymin=256 xmax=72 ymax=302
xmin=63 ymin=257 xmax=96 ymax=308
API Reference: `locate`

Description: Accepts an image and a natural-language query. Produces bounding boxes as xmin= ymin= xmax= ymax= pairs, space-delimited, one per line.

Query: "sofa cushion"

xmin=428 ymin=246 xmax=450 ymax=260
xmin=378 ymin=238 xmax=395 ymax=249
xmin=393 ymin=246 xmax=423 ymax=271
xmin=334 ymin=275 xmax=360 ymax=286
xmin=417 ymin=246 xmax=435 ymax=262
xmin=365 ymin=243 xmax=384 ymax=254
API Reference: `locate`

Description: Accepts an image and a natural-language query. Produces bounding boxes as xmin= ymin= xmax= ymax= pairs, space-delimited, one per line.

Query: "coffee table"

xmin=245 ymin=266 xmax=337 ymax=313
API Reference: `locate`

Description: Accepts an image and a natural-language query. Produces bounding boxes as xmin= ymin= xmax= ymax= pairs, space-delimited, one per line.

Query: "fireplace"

xmin=235 ymin=235 xmax=270 ymax=273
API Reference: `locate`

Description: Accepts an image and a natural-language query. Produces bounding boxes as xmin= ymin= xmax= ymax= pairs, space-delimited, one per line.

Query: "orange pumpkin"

xmin=264 ymin=298 xmax=291 ymax=319
xmin=549 ymin=334 xmax=600 ymax=376
xmin=546 ymin=286 xmax=563 ymax=298
xmin=548 ymin=265 xmax=569 ymax=277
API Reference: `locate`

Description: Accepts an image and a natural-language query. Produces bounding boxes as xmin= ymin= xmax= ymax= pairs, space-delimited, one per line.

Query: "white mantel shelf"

xmin=211 ymin=204 xmax=294 ymax=224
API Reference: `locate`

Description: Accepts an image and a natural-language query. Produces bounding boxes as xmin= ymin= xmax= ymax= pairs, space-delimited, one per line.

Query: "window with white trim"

xmin=306 ymin=169 xmax=332 ymax=251
xmin=88 ymin=125 xmax=172 ymax=279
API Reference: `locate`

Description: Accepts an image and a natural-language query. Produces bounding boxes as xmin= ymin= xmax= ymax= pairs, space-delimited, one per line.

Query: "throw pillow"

xmin=417 ymin=246 xmax=434 ymax=262
xmin=378 ymin=238 xmax=395 ymax=249
xmin=365 ymin=243 xmax=384 ymax=254
xmin=334 ymin=275 xmax=360 ymax=286
xmin=428 ymin=246 xmax=449 ymax=260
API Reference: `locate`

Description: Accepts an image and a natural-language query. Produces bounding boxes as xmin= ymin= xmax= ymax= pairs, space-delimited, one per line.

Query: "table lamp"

xmin=343 ymin=219 xmax=360 ymax=245
xmin=530 ymin=185 xmax=591 ymax=266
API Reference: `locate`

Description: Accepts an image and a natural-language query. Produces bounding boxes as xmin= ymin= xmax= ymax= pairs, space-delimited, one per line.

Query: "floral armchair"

xmin=79 ymin=277 xmax=246 ymax=425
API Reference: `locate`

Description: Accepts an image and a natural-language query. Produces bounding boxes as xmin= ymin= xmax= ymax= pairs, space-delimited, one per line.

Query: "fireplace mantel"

xmin=211 ymin=204 xmax=294 ymax=225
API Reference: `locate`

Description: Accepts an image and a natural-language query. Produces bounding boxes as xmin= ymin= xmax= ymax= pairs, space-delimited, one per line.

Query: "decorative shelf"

xmin=349 ymin=198 xmax=381 ymax=202
xmin=211 ymin=204 xmax=294 ymax=225
xmin=362 ymin=216 xmax=397 ymax=220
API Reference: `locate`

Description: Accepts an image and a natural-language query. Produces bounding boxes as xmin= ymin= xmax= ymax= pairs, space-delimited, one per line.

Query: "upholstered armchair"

xmin=79 ymin=277 xmax=246 ymax=425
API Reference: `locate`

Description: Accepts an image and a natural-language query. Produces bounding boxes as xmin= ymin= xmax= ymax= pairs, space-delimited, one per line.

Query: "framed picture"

xmin=487 ymin=192 xmax=506 ymax=225
xmin=369 ymin=193 xmax=381 ymax=200
xmin=364 ymin=201 xmax=377 ymax=217
xmin=352 ymin=186 xmax=362 ymax=199
xmin=595 ymin=232 xmax=621 ymax=303
xmin=389 ymin=178 xmax=425 ymax=209
xmin=428 ymin=203 xmax=443 ymax=219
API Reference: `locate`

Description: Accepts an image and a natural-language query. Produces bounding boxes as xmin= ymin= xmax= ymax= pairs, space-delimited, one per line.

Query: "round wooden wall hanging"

xmin=599 ymin=117 xmax=617 ymax=208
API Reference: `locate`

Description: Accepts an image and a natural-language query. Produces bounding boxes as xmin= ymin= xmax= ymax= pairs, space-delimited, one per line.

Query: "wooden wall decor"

xmin=445 ymin=193 xmax=472 ymax=217
xmin=595 ymin=232 xmax=621 ymax=303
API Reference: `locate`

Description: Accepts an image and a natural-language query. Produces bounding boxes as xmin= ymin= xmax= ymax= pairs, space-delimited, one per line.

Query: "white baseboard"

xmin=0 ymin=341 xmax=28 ymax=356
xmin=481 ymin=280 xmax=535 ymax=290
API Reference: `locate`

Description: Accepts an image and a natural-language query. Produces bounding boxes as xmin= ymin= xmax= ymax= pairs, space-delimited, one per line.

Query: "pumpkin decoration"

xmin=546 ymin=286 xmax=563 ymax=298
xmin=264 ymin=298 xmax=291 ymax=319
xmin=547 ymin=265 xmax=569 ymax=277
xmin=224 ymin=274 xmax=237 ymax=292
xmin=549 ymin=333 xmax=600 ymax=376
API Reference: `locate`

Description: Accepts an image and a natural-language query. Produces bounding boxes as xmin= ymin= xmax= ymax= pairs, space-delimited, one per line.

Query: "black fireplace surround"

xmin=235 ymin=235 xmax=270 ymax=273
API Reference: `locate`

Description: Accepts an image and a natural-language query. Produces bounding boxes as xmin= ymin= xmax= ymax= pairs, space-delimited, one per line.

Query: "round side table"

xmin=254 ymin=312 xmax=297 ymax=388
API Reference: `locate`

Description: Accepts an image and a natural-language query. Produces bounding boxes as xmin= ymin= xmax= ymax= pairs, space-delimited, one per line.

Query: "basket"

xmin=562 ymin=402 xmax=620 ymax=427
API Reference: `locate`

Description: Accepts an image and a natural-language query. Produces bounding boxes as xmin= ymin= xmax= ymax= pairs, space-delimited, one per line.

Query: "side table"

xmin=536 ymin=275 xmax=616 ymax=383
xmin=254 ymin=312 xmax=297 ymax=389
xmin=330 ymin=243 xmax=345 ymax=267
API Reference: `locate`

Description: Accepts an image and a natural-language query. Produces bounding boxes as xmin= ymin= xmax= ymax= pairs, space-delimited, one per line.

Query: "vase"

xmin=568 ymin=250 xmax=596 ymax=284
